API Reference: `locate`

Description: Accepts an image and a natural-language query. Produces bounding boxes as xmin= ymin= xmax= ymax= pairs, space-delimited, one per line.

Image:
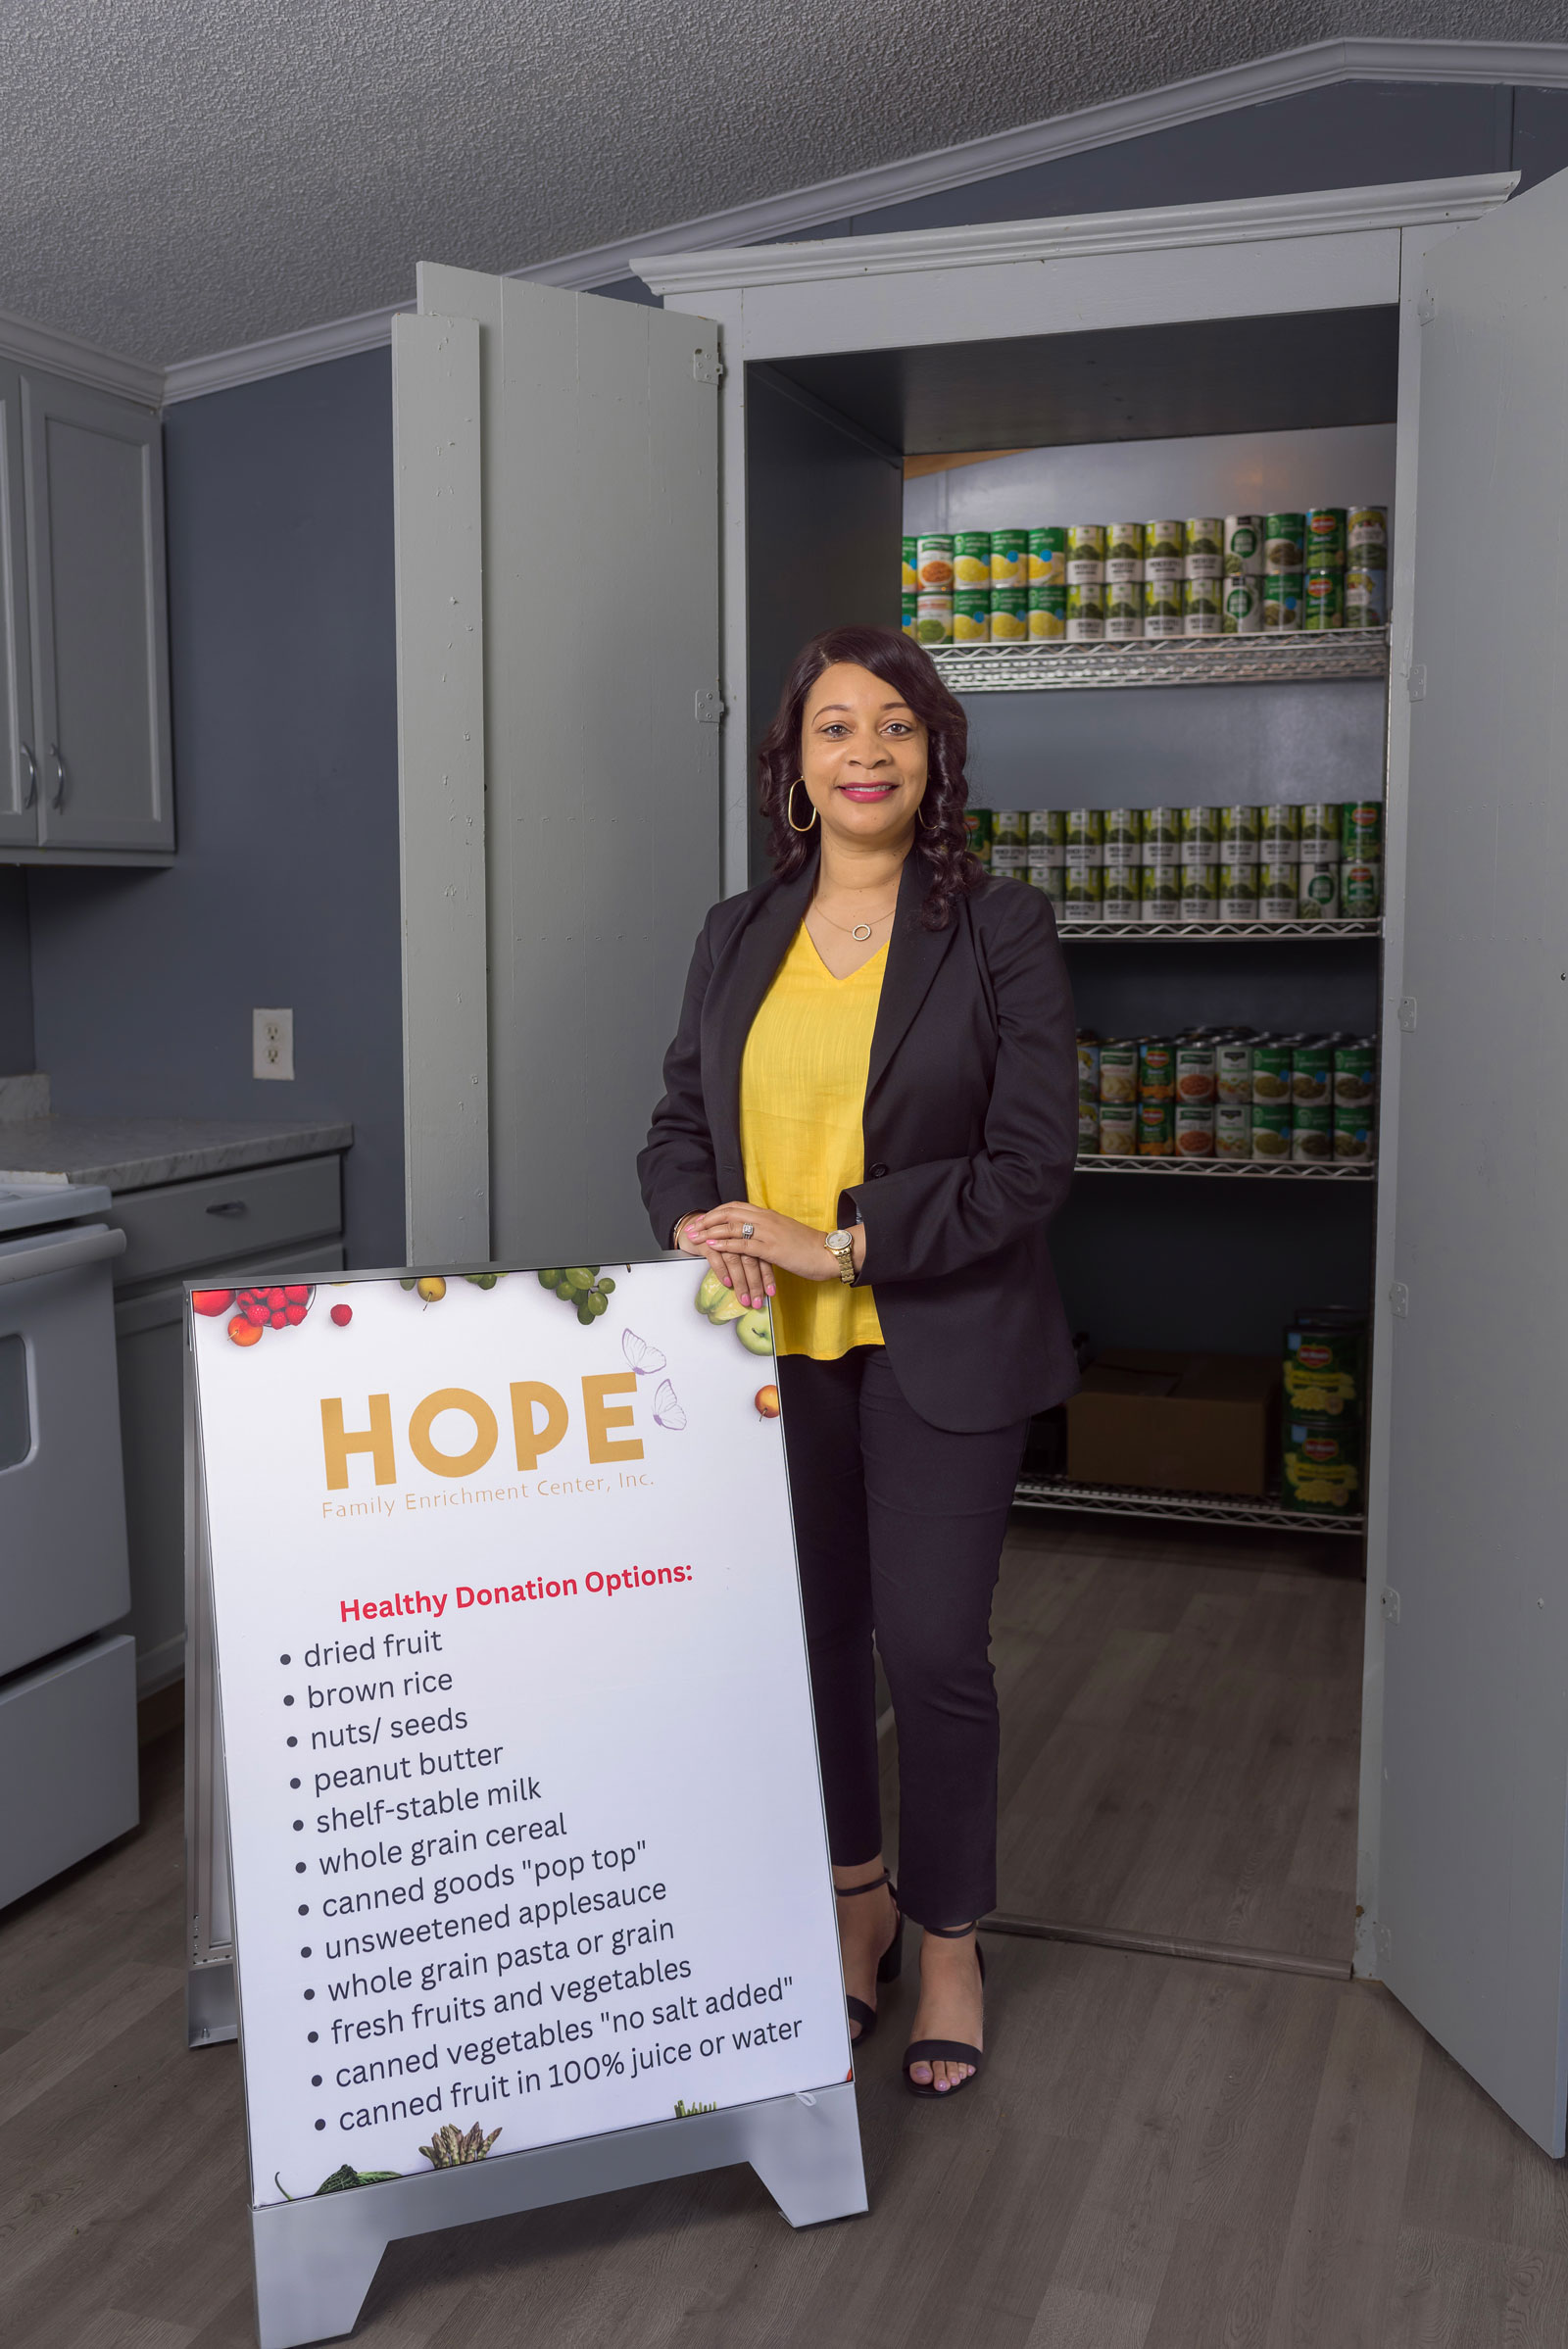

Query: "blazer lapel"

xmin=864 ymin=855 xmax=958 ymax=1103
xmin=701 ymin=856 xmax=817 ymax=1182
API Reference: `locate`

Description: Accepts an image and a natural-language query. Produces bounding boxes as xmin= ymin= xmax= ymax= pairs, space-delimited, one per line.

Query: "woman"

xmin=638 ymin=624 xmax=1078 ymax=2095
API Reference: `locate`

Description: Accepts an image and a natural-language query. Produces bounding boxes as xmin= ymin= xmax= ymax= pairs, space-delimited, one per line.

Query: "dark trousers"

xmin=777 ymin=1346 xmax=1028 ymax=1929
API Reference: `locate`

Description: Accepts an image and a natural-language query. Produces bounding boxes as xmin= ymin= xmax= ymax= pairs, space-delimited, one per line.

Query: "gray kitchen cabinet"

xmin=0 ymin=367 xmax=172 ymax=862
xmin=112 ymin=1155 xmax=344 ymax=1693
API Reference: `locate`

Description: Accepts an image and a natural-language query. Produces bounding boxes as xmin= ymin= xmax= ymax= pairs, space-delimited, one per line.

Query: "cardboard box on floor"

xmin=1066 ymin=1349 xmax=1282 ymax=1496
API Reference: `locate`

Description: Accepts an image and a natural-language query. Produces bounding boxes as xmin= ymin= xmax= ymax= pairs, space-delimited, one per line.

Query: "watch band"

xmin=824 ymin=1229 xmax=856 ymax=1283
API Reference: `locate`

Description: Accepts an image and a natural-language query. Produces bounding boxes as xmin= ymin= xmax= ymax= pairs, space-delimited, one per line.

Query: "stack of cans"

xmin=1074 ymin=1029 xmax=1377 ymax=1162
xmin=902 ymin=504 xmax=1389 ymax=643
xmin=1282 ymin=1309 xmax=1367 ymax=1513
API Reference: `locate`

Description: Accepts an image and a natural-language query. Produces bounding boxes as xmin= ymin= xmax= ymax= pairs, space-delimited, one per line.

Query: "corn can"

xmin=1262 ymin=575 xmax=1302 ymax=630
xmin=1224 ymin=515 xmax=1264 ymax=575
xmin=1105 ymin=576 xmax=1144 ymax=638
xmin=1100 ymin=1043 xmax=1139 ymax=1104
xmin=1223 ymin=577 xmax=1263 ymax=634
xmin=1283 ymin=1422 xmax=1361 ymax=1513
xmin=1219 ymin=863 xmax=1258 ymax=921
xmin=1066 ymin=581 xmax=1104 ymax=641
xmin=1303 ymin=569 xmax=1344 ymax=630
xmin=1265 ymin=514 xmax=1305 ymax=571
xmin=1333 ymin=1104 xmax=1374 ymax=1162
xmin=1348 ymin=506 xmax=1389 ymax=567
xmin=1139 ymin=1040 xmax=1175 ymax=1101
xmin=1215 ymin=1103 xmax=1252 ymax=1157
xmin=1298 ymin=861 xmax=1341 ymax=920
xmin=1251 ymin=1043 xmax=1292 ymax=1105
xmin=1215 ymin=1041 xmax=1253 ymax=1103
xmin=1183 ymin=577 xmax=1222 ymax=635
xmin=1140 ymin=861 xmax=1182 ymax=922
xmin=1346 ymin=567 xmax=1387 ymax=627
xmin=1257 ymin=860 xmax=1300 ymax=922
xmin=901 ymin=595 xmax=918 ymax=640
xmin=953 ymin=590 xmax=991 ymax=644
xmin=991 ymin=529 xmax=1028 ymax=590
xmin=914 ymin=593 xmax=953 ymax=645
xmin=1285 ymin=1324 xmax=1365 ymax=1414
xmin=953 ymin=531 xmax=991 ymax=589
xmin=902 ymin=536 xmax=918 ymax=593
xmin=1099 ymin=1102 xmax=1138 ymax=1156
xmin=1179 ymin=863 xmax=1219 ymax=918
xmin=1138 ymin=1100 xmax=1174 ymax=1156
xmin=1028 ymin=526 xmax=1066 ymax=586
xmin=1304 ymin=508 xmax=1347 ymax=569
xmin=1298 ymin=805 xmax=1342 ymax=858
xmin=1334 ymin=1042 xmax=1375 ymax=1106
xmin=1028 ymin=586 xmax=1067 ymax=640
xmin=1252 ymin=1101 xmax=1293 ymax=1161
xmin=915 ymin=535 xmax=955 ymax=590
xmin=991 ymin=588 xmax=1028 ymax=643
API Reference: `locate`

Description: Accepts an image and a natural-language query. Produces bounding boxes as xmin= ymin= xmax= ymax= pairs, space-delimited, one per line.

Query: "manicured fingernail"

xmin=765 ymin=1282 xmax=775 ymax=1297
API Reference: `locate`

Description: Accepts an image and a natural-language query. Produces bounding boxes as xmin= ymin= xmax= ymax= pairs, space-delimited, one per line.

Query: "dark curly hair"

xmin=757 ymin=625 xmax=984 ymax=931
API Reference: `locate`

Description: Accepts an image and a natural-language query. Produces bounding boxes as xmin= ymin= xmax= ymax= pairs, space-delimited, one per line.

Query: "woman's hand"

xmin=674 ymin=1209 xmax=774 ymax=1311
xmin=682 ymin=1203 xmax=863 ymax=1301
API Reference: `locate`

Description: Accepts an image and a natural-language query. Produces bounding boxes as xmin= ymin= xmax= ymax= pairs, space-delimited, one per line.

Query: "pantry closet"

xmin=393 ymin=162 xmax=1568 ymax=2156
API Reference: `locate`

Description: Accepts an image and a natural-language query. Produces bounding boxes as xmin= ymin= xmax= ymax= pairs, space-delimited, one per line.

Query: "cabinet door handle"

xmin=48 ymin=745 xmax=65 ymax=808
xmin=205 ymin=1200 xmax=249 ymax=1217
xmin=19 ymin=744 xmax=34 ymax=807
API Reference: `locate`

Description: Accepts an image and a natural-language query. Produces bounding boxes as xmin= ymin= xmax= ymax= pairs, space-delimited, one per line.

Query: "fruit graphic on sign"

xmin=222 ymin=1285 xmax=315 ymax=1346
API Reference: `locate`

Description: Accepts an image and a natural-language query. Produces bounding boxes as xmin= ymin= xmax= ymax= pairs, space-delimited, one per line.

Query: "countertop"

xmin=0 ymin=1115 xmax=354 ymax=1194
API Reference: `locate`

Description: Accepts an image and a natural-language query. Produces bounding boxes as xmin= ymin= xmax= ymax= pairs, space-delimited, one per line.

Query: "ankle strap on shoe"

xmin=920 ymin=1918 xmax=979 ymax=1937
xmin=834 ymin=1871 xmax=893 ymax=1898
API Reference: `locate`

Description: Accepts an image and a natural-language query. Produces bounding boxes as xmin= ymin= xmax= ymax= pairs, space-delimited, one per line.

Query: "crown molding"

xmin=60 ymin=33 xmax=1568 ymax=408
xmin=0 ymin=304 xmax=162 ymax=408
xmin=634 ymin=171 xmax=1517 ymax=298
xmin=162 ymin=301 xmax=410 ymax=404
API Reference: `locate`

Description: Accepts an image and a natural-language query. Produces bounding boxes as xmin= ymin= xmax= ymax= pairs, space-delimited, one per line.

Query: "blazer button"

xmin=869 ymin=1163 xmax=888 ymax=1179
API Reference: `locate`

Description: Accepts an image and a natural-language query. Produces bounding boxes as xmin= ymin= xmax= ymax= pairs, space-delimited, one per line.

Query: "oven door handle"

xmin=0 ymin=1223 xmax=126 ymax=1288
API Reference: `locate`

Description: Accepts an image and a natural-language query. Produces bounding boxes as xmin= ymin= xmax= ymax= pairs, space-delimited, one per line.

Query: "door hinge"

xmin=1390 ymin=1281 xmax=1409 ymax=1317
xmin=1417 ymin=290 xmax=1438 ymax=325
xmin=1381 ymin=1588 xmax=1401 ymax=1624
xmin=1407 ymin=663 xmax=1427 ymax=701
xmin=1397 ymin=996 xmax=1417 ymax=1031
xmin=693 ymin=348 xmax=724 ymax=385
xmin=694 ymin=686 xmax=726 ymax=725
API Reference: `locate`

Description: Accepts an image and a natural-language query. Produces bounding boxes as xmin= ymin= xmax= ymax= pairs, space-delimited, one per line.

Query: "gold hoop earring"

xmin=787 ymin=778 xmax=818 ymax=833
xmin=916 ymin=799 xmax=934 ymax=830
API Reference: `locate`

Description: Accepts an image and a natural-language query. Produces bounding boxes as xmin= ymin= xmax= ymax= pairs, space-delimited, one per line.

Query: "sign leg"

xmin=744 ymin=2082 xmax=868 ymax=2227
xmin=253 ymin=2198 xmax=388 ymax=2349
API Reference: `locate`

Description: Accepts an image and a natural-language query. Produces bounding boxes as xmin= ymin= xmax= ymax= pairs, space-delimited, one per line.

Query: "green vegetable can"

xmin=1184 ymin=518 xmax=1224 ymax=578
xmin=1102 ymin=865 xmax=1140 ymax=921
xmin=1028 ymin=586 xmax=1066 ymax=640
xmin=1102 ymin=807 xmax=1141 ymax=855
xmin=1140 ymin=861 xmax=1182 ymax=922
xmin=1303 ymin=569 xmax=1345 ymax=630
xmin=1066 ymin=581 xmax=1105 ymax=641
xmin=1265 ymin=514 xmax=1305 ymax=571
xmin=1259 ymin=803 xmax=1300 ymax=856
xmin=1065 ymin=807 xmax=1103 ymax=848
xmin=1334 ymin=1104 xmax=1374 ymax=1161
xmin=1223 ymin=578 xmax=1262 ymax=634
xmin=1251 ymin=1043 xmax=1293 ymax=1105
xmin=1029 ymin=859 xmax=1066 ymax=904
xmin=1348 ymin=506 xmax=1389 ymax=567
xmin=991 ymin=588 xmax=1028 ymax=643
xmin=1224 ymin=515 xmax=1264 ymax=575
xmin=1218 ymin=862 xmax=1258 ymax=921
xmin=1105 ymin=576 xmax=1144 ymax=639
xmin=992 ymin=810 xmax=1027 ymax=876
xmin=1062 ymin=860 xmax=1103 ymax=920
xmin=1257 ymin=859 xmax=1300 ymax=922
xmin=1144 ymin=577 xmax=1184 ymax=638
xmin=1298 ymin=804 xmax=1342 ymax=858
xmin=914 ymin=594 xmax=953 ymax=644
xmin=1305 ymin=508 xmax=1348 ymax=569
xmin=1139 ymin=1040 xmax=1176 ymax=1101
xmin=1145 ymin=519 xmax=1184 ymax=564
xmin=963 ymin=807 xmax=993 ymax=863
xmin=1029 ymin=808 xmax=1066 ymax=852
xmin=1142 ymin=807 xmax=1182 ymax=852
xmin=1028 ymin=526 xmax=1066 ymax=586
xmin=954 ymin=531 xmax=992 ymax=589
xmin=1066 ymin=524 xmax=1106 ymax=582
xmin=991 ymin=529 xmax=1028 ymax=590
xmin=1179 ymin=806 xmax=1219 ymax=856
xmin=1334 ymin=1042 xmax=1375 ymax=1105
xmin=1292 ymin=1042 xmax=1333 ymax=1106
xmin=1298 ymin=861 xmax=1341 ymax=920
xmin=1346 ymin=567 xmax=1387 ymax=628
xmin=1183 ymin=577 xmax=1222 ymax=636
xmin=1179 ymin=862 xmax=1219 ymax=918
xmin=1078 ymin=1099 xmax=1101 ymax=1151
xmin=1262 ymin=575 xmax=1302 ymax=630
xmin=902 ymin=536 xmax=918 ymax=593
xmin=953 ymin=590 xmax=991 ymax=644
xmin=1341 ymin=857 xmax=1383 ymax=918
xmin=1252 ymin=1101 xmax=1293 ymax=1160
xmin=1105 ymin=523 xmax=1145 ymax=581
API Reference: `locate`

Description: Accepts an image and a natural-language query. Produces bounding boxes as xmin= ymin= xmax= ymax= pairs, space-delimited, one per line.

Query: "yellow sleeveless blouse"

xmin=739 ymin=925 xmax=886 ymax=1360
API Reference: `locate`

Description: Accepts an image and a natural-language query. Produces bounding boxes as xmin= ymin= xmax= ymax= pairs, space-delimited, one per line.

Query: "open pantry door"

xmin=1382 ymin=163 xmax=1568 ymax=2156
xmin=394 ymin=268 xmax=722 ymax=1265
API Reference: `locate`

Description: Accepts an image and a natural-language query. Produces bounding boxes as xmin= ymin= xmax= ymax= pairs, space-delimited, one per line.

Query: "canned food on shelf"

xmin=1282 ymin=1423 xmax=1361 ymax=1512
xmin=1175 ymin=1103 xmax=1215 ymax=1156
xmin=1348 ymin=506 xmax=1389 ymax=567
xmin=1262 ymin=575 xmax=1303 ymax=630
xmin=902 ymin=595 xmax=918 ymax=639
xmin=1303 ymin=569 xmax=1345 ymax=630
xmin=1062 ymin=863 xmax=1104 ymax=918
xmin=1265 ymin=514 xmax=1305 ymax=570
xmin=1028 ymin=860 xmax=1066 ymax=903
xmin=1257 ymin=860 xmax=1300 ymax=922
xmin=902 ymin=536 xmax=919 ymax=593
xmin=1100 ymin=1044 xmax=1139 ymax=1104
xmin=1065 ymin=807 xmax=1103 ymax=848
xmin=1334 ymin=1042 xmax=1375 ymax=1104
xmin=1142 ymin=807 xmax=1182 ymax=851
xmin=1179 ymin=863 xmax=1219 ymax=916
xmin=1105 ymin=522 xmax=1145 ymax=575
xmin=1333 ymin=1105 xmax=1373 ymax=1161
xmin=1346 ymin=567 xmax=1387 ymax=627
xmin=1304 ymin=508 xmax=1348 ymax=569
xmin=1100 ymin=1102 xmax=1138 ymax=1156
xmin=1145 ymin=520 xmax=1185 ymax=563
xmin=1341 ymin=858 xmax=1382 ymax=918
xmin=1215 ymin=1041 xmax=1253 ymax=1102
xmin=953 ymin=590 xmax=991 ymax=643
xmin=1028 ymin=586 xmax=1066 ymax=639
xmin=1102 ymin=807 xmax=1140 ymax=852
xmin=915 ymin=593 xmax=954 ymax=644
xmin=991 ymin=587 xmax=1028 ymax=642
xmin=1138 ymin=1100 xmax=1175 ymax=1156
xmin=1066 ymin=581 xmax=1105 ymax=640
xmin=954 ymin=531 xmax=992 ymax=589
xmin=1140 ymin=864 xmax=1182 ymax=921
xmin=1028 ymin=526 xmax=1066 ymax=585
xmin=1292 ymin=1043 xmax=1333 ymax=1106
xmin=1183 ymin=578 xmax=1223 ymax=634
xmin=1066 ymin=523 xmax=1106 ymax=576
xmin=990 ymin=529 xmax=1028 ymax=589
xmin=1144 ymin=578 xmax=1184 ymax=637
xmin=1215 ymin=1104 xmax=1253 ymax=1157
xmin=1223 ymin=578 xmax=1262 ymax=633
xmin=1252 ymin=1102 xmax=1293 ymax=1160
xmin=1298 ymin=861 xmax=1342 ymax=920
xmin=915 ymin=535 xmax=955 ymax=590
xmin=1251 ymin=1043 xmax=1293 ymax=1105
xmin=1224 ymin=515 xmax=1264 ymax=575
xmin=1218 ymin=864 xmax=1258 ymax=921
xmin=1298 ymin=805 xmax=1343 ymax=858
xmin=1175 ymin=1043 xmax=1216 ymax=1101
xmin=1259 ymin=803 xmax=1301 ymax=854
xmin=1139 ymin=1040 xmax=1175 ymax=1101
xmin=1029 ymin=808 xmax=1066 ymax=850
xmin=1105 ymin=578 xmax=1143 ymax=638
xmin=1078 ymin=1100 xmax=1102 ymax=1150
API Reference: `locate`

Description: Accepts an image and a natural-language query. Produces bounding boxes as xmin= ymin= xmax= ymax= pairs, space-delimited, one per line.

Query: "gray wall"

xmin=24 ymin=349 xmax=404 ymax=1264
xmin=0 ymin=869 xmax=32 ymax=1072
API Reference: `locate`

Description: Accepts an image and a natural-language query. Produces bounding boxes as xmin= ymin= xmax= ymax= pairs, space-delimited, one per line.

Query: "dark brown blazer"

xmin=638 ymin=849 xmax=1080 ymax=1433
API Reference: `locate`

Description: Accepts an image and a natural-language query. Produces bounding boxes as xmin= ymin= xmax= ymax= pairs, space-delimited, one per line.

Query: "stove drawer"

xmin=0 ymin=1634 xmax=138 ymax=1906
xmin=112 ymin=1154 xmax=341 ymax=1288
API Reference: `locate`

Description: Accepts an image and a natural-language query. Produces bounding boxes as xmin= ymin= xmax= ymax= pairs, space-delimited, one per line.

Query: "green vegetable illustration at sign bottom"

xmin=674 ymin=2098 xmax=717 ymax=2119
xmin=273 ymin=2167 xmax=401 ymax=2200
xmin=695 ymin=1270 xmax=773 ymax=1357
xmin=538 ymin=1267 xmax=616 ymax=1326
xmin=419 ymin=2122 xmax=503 ymax=2168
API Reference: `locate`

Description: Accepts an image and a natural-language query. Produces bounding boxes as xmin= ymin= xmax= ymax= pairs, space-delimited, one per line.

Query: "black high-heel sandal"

xmin=903 ymin=1924 xmax=985 ymax=2098
xmin=836 ymin=1871 xmax=904 ymax=2045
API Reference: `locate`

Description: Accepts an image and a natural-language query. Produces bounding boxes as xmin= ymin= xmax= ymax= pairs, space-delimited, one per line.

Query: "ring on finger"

xmin=741 ymin=1222 xmax=755 ymax=1240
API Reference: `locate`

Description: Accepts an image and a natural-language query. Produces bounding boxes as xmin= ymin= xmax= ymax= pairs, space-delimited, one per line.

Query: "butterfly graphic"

xmin=621 ymin=1329 xmax=667 ymax=1378
xmin=653 ymin=1379 xmax=686 ymax=1432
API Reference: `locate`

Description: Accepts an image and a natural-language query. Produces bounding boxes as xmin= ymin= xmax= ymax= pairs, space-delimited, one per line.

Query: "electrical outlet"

xmin=253 ymin=1008 xmax=294 ymax=1081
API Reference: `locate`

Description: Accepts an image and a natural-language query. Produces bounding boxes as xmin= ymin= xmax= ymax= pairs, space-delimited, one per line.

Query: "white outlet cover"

xmin=253 ymin=1007 xmax=294 ymax=1081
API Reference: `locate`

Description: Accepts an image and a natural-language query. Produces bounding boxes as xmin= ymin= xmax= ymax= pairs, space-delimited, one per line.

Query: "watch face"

xmin=825 ymin=1230 xmax=852 ymax=1250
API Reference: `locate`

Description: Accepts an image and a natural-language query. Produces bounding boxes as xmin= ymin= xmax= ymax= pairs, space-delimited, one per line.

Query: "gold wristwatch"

xmin=824 ymin=1228 xmax=856 ymax=1283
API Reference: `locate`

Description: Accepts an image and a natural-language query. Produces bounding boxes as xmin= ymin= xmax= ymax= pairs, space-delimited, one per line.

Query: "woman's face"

xmin=799 ymin=662 xmax=928 ymax=851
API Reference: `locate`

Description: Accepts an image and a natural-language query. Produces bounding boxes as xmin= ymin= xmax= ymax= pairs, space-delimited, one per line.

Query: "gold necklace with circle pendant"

xmin=812 ymin=900 xmax=899 ymax=944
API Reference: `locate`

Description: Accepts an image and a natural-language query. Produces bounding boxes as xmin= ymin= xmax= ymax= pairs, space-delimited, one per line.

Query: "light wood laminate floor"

xmin=3 ymin=1521 xmax=1565 ymax=2348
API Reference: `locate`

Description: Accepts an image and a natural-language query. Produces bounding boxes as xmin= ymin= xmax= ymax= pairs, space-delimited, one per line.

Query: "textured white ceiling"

xmin=4 ymin=0 xmax=1563 ymax=365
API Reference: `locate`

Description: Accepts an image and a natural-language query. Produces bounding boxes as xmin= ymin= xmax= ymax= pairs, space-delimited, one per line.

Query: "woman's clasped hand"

xmin=676 ymin=1202 xmax=862 ymax=1310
